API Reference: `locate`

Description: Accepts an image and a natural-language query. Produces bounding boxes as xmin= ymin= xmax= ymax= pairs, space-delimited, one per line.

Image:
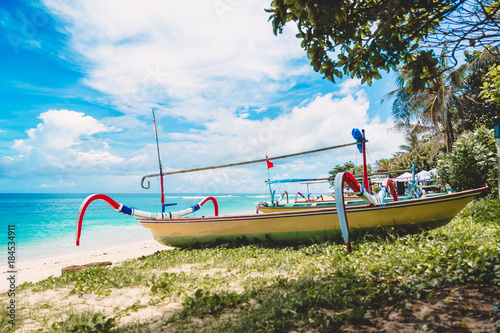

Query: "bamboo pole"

xmin=141 ymin=142 xmax=358 ymax=188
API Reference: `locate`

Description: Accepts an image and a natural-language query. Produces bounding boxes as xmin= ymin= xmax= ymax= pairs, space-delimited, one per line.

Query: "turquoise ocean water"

xmin=0 ymin=193 xmax=266 ymax=263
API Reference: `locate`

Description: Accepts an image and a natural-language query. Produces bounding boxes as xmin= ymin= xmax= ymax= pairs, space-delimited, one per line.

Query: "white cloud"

xmin=15 ymin=109 xmax=116 ymax=151
xmin=8 ymin=109 xmax=127 ymax=177
xmin=1 ymin=91 xmax=404 ymax=193
xmin=39 ymin=180 xmax=75 ymax=188
xmin=43 ymin=0 xmax=306 ymax=117
xmin=337 ymin=79 xmax=362 ymax=96
xmin=152 ymin=92 xmax=404 ymax=192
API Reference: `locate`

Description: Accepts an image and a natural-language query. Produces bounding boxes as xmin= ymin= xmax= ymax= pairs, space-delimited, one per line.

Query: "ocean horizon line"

xmin=0 ymin=192 xmax=266 ymax=195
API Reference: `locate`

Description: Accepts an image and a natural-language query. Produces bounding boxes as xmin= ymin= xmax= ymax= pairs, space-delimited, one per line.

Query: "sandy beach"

xmin=1 ymin=240 xmax=170 ymax=292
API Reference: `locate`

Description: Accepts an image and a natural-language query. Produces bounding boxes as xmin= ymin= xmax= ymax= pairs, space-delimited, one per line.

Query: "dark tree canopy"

xmin=460 ymin=50 xmax=500 ymax=131
xmin=267 ymin=0 xmax=500 ymax=86
xmin=328 ymin=161 xmax=372 ymax=186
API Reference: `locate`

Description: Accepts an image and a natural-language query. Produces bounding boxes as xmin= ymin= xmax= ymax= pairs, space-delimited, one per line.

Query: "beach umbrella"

xmin=393 ymin=172 xmax=412 ymax=182
xmin=416 ymin=170 xmax=432 ymax=181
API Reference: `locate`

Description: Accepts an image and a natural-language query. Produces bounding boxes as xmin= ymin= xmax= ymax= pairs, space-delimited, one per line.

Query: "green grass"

xmin=50 ymin=311 xmax=116 ymax=332
xmin=6 ymin=197 xmax=500 ymax=332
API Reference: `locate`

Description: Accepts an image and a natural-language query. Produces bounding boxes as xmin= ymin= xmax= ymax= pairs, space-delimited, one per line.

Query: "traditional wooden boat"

xmin=76 ymin=186 xmax=486 ymax=251
xmin=75 ymin=120 xmax=486 ymax=252
xmin=141 ymin=187 xmax=483 ymax=247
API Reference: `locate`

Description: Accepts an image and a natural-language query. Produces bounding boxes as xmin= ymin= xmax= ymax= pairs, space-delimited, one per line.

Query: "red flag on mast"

xmin=266 ymin=155 xmax=274 ymax=169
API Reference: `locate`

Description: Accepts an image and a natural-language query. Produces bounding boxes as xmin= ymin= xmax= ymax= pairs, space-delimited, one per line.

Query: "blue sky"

xmin=0 ymin=0 xmax=406 ymax=194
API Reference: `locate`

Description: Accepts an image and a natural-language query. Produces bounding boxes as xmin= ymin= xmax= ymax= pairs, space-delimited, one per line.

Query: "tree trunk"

xmin=444 ymin=110 xmax=455 ymax=153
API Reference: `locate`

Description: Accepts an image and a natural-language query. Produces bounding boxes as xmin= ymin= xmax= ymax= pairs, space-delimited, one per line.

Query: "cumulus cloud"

xmin=156 ymin=90 xmax=404 ymax=192
xmin=39 ymin=180 xmax=75 ymax=188
xmin=14 ymin=109 xmax=116 ymax=151
xmin=5 ymin=109 xmax=126 ymax=179
xmin=337 ymin=79 xmax=362 ymax=96
xmin=170 ymin=91 xmax=399 ymax=164
xmin=1 ymin=91 xmax=403 ymax=192
xmin=43 ymin=0 xmax=307 ymax=117
xmin=38 ymin=0 xmax=404 ymax=167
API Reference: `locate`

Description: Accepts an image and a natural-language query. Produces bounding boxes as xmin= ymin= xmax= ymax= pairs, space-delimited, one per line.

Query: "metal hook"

xmin=141 ymin=173 xmax=161 ymax=189
xmin=141 ymin=175 xmax=151 ymax=189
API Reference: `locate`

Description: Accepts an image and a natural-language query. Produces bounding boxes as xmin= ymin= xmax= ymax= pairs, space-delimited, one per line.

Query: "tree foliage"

xmin=460 ymin=49 xmax=500 ymax=131
xmin=328 ymin=161 xmax=372 ymax=185
xmin=374 ymin=138 xmax=440 ymax=176
xmin=374 ymin=158 xmax=392 ymax=171
xmin=389 ymin=140 xmax=437 ymax=172
xmin=437 ymin=126 xmax=497 ymax=192
xmin=480 ymin=64 xmax=500 ymax=104
xmin=267 ymin=0 xmax=500 ymax=86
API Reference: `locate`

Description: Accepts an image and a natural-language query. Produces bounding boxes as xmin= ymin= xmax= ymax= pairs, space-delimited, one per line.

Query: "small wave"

xmin=246 ymin=195 xmax=267 ymax=198
xmin=181 ymin=195 xmax=238 ymax=199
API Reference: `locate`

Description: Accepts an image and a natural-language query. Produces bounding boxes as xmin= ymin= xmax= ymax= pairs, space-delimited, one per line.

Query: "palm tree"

xmin=383 ymin=49 xmax=467 ymax=153
xmin=374 ymin=158 xmax=392 ymax=172
xmin=398 ymin=132 xmax=420 ymax=153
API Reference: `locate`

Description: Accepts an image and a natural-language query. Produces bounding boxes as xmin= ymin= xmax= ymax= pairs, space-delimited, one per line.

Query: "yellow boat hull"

xmin=140 ymin=188 xmax=484 ymax=247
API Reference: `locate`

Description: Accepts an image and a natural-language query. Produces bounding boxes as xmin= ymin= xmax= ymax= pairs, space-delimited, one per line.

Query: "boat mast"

xmin=361 ymin=129 xmax=369 ymax=191
xmin=152 ymin=109 xmax=166 ymax=212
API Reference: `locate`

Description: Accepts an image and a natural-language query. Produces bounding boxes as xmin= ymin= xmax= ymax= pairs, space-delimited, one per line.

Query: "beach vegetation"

xmin=387 ymin=138 xmax=437 ymax=173
xmin=50 ymin=311 xmax=116 ymax=332
xmin=373 ymin=47 xmax=499 ymax=177
xmin=6 ymin=197 xmax=500 ymax=331
xmin=0 ymin=300 xmax=20 ymax=332
xmin=480 ymin=63 xmax=500 ymax=104
xmin=437 ymin=125 xmax=497 ymax=192
xmin=328 ymin=161 xmax=372 ymax=186
xmin=384 ymin=48 xmax=468 ymax=153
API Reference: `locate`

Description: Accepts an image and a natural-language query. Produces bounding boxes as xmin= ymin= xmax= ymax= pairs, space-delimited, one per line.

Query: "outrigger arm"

xmin=75 ymin=194 xmax=218 ymax=246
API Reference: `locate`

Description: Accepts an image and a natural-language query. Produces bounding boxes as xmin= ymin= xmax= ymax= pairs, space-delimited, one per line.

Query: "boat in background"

xmin=257 ymin=131 xmax=439 ymax=214
xmin=256 ymin=173 xmax=445 ymax=213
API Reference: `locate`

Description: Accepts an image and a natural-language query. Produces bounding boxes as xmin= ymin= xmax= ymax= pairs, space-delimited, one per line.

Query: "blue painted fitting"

xmin=120 ymin=205 xmax=133 ymax=215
